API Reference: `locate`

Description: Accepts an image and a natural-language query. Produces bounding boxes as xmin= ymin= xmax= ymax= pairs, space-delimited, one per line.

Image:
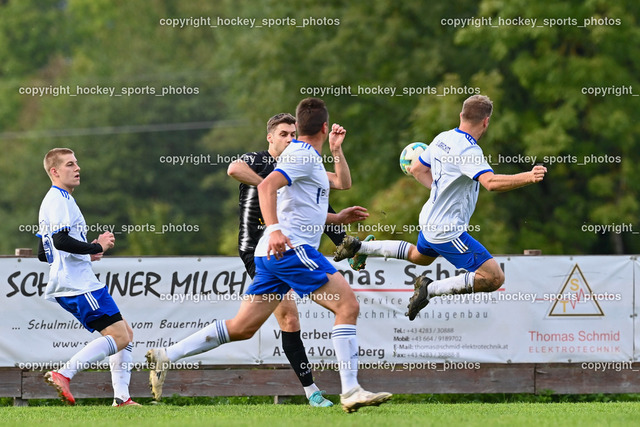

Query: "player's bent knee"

xmin=349 ymin=298 xmax=360 ymax=316
xmin=280 ymin=315 xmax=301 ymax=331
xmin=125 ymin=322 xmax=134 ymax=342
xmin=112 ymin=334 xmax=130 ymax=351
xmin=497 ymin=270 xmax=505 ymax=286
xmin=488 ymin=271 xmax=504 ymax=291
xmin=337 ymin=297 xmax=359 ymax=323
xmin=102 ymin=321 xmax=132 ymax=350
xmin=274 ymin=302 xmax=301 ymax=331
xmin=114 ymin=329 xmax=132 ymax=350
xmin=408 ymin=247 xmax=435 ymax=266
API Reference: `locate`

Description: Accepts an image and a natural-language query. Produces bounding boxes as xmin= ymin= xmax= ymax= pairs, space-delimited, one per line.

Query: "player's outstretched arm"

xmin=257 ymin=171 xmax=293 ymax=259
xmin=477 ymin=165 xmax=547 ymax=192
xmin=326 ymin=206 xmax=369 ymax=225
xmin=326 ymin=123 xmax=351 ymax=190
xmin=409 ymin=160 xmax=433 ymax=189
xmin=227 ymin=159 xmax=263 ymax=186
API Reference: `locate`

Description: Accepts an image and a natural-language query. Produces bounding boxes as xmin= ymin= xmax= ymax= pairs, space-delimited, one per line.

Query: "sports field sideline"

xmin=2 ymin=401 xmax=639 ymax=427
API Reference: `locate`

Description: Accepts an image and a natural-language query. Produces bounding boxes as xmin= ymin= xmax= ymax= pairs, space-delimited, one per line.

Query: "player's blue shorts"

xmin=416 ymin=231 xmax=492 ymax=272
xmin=56 ymin=286 xmax=121 ymax=332
xmin=248 ymin=245 xmax=337 ymax=298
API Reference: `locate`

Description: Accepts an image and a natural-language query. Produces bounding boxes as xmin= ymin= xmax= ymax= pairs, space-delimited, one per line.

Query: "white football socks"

xmin=166 ymin=320 xmax=229 ymax=361
xmin=359 ymin=240 xmax=411 ymax=260
xmin=58 ymin=335 xmax=117 ymax=379
xmin=109 ymin=342 xmax=133 ymax=402
xmin=428 ymin=272 xmax=475 ymax=298
xmin=303 ymin=384 xmax=320 ymax=399
xmin=332 ymin=324 xmax=359 ymax=393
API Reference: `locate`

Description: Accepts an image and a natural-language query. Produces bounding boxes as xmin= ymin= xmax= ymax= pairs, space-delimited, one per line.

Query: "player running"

xmin=147 ymin=98 xmax=391 ymax=413
xmin=333 ymin=95 xmax=547 ymax=320
xmin=226 ymin=112 xmax=368 ymax=407
xmin=38 ymin=148 xmax=139 ymax=406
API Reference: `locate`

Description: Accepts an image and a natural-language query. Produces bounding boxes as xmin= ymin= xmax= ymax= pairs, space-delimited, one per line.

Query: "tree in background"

xmin=1 ymin=0 xmax=637 ymax=256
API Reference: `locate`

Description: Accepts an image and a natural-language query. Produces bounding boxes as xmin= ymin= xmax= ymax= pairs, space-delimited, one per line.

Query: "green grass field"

xmin=1 ymin=401 xmax=639 ymax=427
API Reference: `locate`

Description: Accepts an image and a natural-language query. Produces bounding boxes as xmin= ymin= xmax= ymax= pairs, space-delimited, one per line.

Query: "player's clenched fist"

xmin=329 ymin=123 xmax=346 ymax=151
xmin=530 ymin=165 xmax=547 ymax=183
xmin=96 ymin=231 xmax=115 ymax=252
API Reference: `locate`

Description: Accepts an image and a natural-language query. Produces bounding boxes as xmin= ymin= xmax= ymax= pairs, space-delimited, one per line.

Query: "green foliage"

xmin=1 ymin=0 xmax=638 ymax=255
xmin=449 ymin=0 xmax=640 ymax=254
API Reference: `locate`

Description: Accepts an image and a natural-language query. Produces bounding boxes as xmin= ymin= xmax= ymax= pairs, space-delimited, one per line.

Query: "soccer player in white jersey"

xmin=37 ymin=148 xmax=138 ymax=406
xmin=147 ymin=98 xmax=391 ymax=413
xmin=227 ymin=112 xmax=368 ymax=407
xmin=334 ymin=95 xmax=547 ymax=320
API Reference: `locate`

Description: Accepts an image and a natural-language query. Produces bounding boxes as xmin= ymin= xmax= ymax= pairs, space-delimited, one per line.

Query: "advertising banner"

xmin=0 ymin=255 xmax=634 ymax=368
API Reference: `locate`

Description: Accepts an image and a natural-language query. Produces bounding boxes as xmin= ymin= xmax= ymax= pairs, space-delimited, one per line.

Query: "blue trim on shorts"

xmin=247 ymin=245 xmax=337 ymax=298
xmin=55 ymin=286 xmax=120 ymax=332
xmin=416 ymin=231 xmax=492 ymax=272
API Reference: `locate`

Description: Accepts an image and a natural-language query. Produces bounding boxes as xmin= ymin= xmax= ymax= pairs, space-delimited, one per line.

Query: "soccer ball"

xmin=399 ymin=142 xmax=427 ymax=175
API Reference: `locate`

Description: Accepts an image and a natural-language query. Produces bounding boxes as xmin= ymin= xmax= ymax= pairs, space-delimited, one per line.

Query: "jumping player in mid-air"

xmin=334 ymin=95 xmax=547 ymax=320
xmin=226 ymin=112 xmax=368 ymax=407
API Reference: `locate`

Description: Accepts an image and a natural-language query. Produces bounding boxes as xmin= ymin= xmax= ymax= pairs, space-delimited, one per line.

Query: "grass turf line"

xmin=1 ymin=402 xmax=640 ymax=427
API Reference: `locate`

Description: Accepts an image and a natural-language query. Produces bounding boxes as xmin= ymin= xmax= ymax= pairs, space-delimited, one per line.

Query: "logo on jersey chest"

xmin=316 ymin=187 xmax=329 ymax=204
xmin=435 ymin=141 xmax=451 ymax=153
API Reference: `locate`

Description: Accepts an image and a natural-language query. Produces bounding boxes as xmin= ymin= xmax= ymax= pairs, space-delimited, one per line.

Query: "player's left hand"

xmin=336 ymin=206 xmax=369 ymax=224
xmin=267 ymin=230 xmax=294 ymax=260
xmin=329 ymin=123 xmax=346 ymax=152
xmin=90 ymin=239 xmax=104 ymax=261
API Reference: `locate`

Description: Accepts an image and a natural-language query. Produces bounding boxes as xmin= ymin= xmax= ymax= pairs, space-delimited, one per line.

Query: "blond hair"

xmin=44 ymin=148 xmax=74 ymax=178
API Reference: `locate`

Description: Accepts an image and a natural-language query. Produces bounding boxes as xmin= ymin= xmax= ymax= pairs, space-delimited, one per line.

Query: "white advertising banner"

xmin=0 ymin=255 xmax=635 ymax=368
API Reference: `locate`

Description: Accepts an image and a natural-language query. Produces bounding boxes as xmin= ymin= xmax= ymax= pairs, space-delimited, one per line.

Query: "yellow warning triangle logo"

xmin=548 ymin=264 xmax=604 ymax=317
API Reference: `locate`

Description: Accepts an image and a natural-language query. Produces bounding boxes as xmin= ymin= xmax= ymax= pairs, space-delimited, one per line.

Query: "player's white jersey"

xmin=37 ymin=186 xmax=103 ymax=301
xmin=255 ymin=139 xmax=330 ymax=255
xmin=418 ymin=128 xmax=493 ymax=243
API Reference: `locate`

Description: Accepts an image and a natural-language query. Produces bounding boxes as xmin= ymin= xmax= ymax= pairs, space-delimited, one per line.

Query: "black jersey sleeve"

xmin=240 ymin=150 xmax=274 ymax=177
xmin=52 ymin=230 xmax=104 ymax=254
xmin=37 ymin=239 xmax=47 ymax=262
xmin=240 ymin=152 xmax=263 ymax=173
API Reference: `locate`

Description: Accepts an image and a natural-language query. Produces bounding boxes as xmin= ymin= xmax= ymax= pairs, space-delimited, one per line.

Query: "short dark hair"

xmin=460 ymin=95 xmax=493 ymax=123
xmin=266 ymin=113 xmax=296 ymax=134
xmin=295 ymin=97 xmax=328 ymax=136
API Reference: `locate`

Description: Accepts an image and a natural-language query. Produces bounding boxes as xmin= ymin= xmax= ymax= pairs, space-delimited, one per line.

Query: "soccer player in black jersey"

xmin=231 ymin=113 xmax=351 ymax=276
xmin=227 ymin=113 xmax=367 ymax=407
